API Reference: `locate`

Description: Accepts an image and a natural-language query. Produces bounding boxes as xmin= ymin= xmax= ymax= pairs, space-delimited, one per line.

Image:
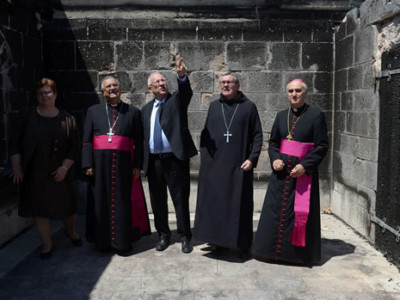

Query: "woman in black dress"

xmin=10 ymin=78 xmax=81 ymax=259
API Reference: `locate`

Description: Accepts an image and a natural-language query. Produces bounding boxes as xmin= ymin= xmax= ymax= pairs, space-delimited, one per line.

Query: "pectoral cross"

xmin=224 ymin=131 xmax=232 ymax=143
xmin=107 ymin=128 xmax=115 ymax=143
xmin=286 ymin=132 xmax=292 ymax=141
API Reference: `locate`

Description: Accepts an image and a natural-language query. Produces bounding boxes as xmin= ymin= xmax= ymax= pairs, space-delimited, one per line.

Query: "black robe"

xmin=252 ymin=104 xmax=328 ymax=264
xmin=82 ymin=102 xmax=150 ymax=251
xmin=195 ymin=92 xmax=263 ymax=250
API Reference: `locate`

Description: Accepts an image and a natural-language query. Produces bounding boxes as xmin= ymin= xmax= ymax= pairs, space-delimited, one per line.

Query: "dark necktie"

xmin=153 ymin=102 xmax=163 ymax=153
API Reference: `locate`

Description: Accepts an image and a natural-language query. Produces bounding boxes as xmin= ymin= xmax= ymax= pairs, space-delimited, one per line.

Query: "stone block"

xmin=334 ymin=111 xmax=346 ymax=134
xmin=307 ymin=93 xmax=332 ymax=111
xmin=269 ymin=43 xmax=301 ymax=71
xmin=362 ymin=62 xmax=375 ymax=89
xmin=259 ymin=111 xmax=278 ymax=134
xmin=227 ymin=42 xmax=267 ymax=71
xmin=355 ymin=27 xmax=376 ymax=64
xmin=283 ymin=20 xmax=312 ymax=42
xmin=116 ymin=41 xmax=144 ymax=70
xmin=178 ymin=42 xmax=225 ymax=71
xmin=353 ymin=89 xmax=377 ymax=111
xmin=335 ymin=35 xmax=354 ymax=70
xmin=302 ymin=43 xmax=333 ymax=72
xmin=244 ymin=20 xmax=284 ymax=42
xmin=144 ymin=41 xmax=176 ymax=70
xmin=164 ymin=29 xmax=196 ymax=41
xmin=189 ymin=71 xmax=214 ymax=93
xmin=76 ymin=41 xmax=114 ymax=72
xmin=188 ymin=111 xmax=208 ymax=131
xmin=188 ymin=93 xmax=211 ymax=111
xmin=313 ymin=20 xmax=334 ymax=43
xmin=129 ymin=71 xmax=152 ymax=94
xmin=266 ymin=93 xmax=288 ymax=111
xmin=346 ymin=8 xmax=360 ymax=35
xmin=198 ymin=28 xmax=242 ymax=41
xmin=87 ymin=19 xmax=127 ymax=41
xmin=335 ymin=69 xmax=348 ymax=92
xmin=314 ymin=72 xmax=332 ymax=93
xmin=352 ymin=158 xmax=377 ymax=189
xmin=341 ymin=91 xmax=353 ymax=111
xmin=128 ymin=29 xmax=162 ymax=41
xmin=334 ymin=92 xmax=341 ymax=111
xmin=126 ymin=93 xmax=147 ymax=108
xmin=247 ymin=71 xmax=282 ymax=93
xmin=244 ymin=93 xmax=267 ymax=111
xmin=346 ymin=111 xmax=378 ymax=138
xmin=335 ymin=21 xmax=346 ymax=42
xmin=43 ymin=40 xmax=75 ymax=71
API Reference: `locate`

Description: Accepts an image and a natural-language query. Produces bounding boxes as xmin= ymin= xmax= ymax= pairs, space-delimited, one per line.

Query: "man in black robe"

xmin=82 ymin=76 xmax=150 ymax=254
xmin=195 ymin=72 xmax=263 ymax=259
xmin=252 ymin=79 xmax=328 ymax=265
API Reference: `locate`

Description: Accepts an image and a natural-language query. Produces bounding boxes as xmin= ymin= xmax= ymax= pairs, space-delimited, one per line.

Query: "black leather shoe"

xmin=181 ymin=239 xmax=193 ymax=254
xmin=65 ymin=230 xmax=83 ymax=247
xmin=40 ymin=248 xmax=53 ymax=260
xmin=155 ymin=237 xmax=170 ymax=251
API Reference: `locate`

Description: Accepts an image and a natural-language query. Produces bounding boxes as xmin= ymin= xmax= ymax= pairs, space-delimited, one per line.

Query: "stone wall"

xmin=0 ymin=0 xmax=45 ymax=246
xmin=332 ymin=0 xmax=400 ymax=244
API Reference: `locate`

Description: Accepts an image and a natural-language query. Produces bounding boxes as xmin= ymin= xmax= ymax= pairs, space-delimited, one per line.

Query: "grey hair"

xmin=219 ymin=72 xmax=240 ymax=84
xmin=101 ymin=76 xmax=120 ymax=90
xmin=147 ymin=72 xmax=165 ymax=86
xmin=286 ymin=79 xmax=308 ymax=91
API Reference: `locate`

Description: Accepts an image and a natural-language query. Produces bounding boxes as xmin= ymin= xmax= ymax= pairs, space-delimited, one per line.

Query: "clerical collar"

xmin=107 ymin=100 xmax=121 ymax=107
xmin=291 ymin=104 xmax=307 ymax=115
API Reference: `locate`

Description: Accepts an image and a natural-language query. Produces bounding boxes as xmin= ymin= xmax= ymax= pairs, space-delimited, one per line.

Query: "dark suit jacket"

xmin=141 ymin=77 xmax=198 ymax=175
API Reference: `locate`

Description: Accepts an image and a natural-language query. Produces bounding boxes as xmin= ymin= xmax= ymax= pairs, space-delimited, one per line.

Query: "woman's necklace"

xmin=221 ymin=102 xmax=239 ymax=143
xmin=36 ymin=106 xmax=59 ymax=117
xmin=286 ymin=105 xmax=307 ymax=141
xmin=105 ymin=103 xmax=121 ymax=142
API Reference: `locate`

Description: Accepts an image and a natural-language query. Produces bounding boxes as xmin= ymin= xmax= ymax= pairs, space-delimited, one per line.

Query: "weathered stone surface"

xmin=346 ymin=7 xmax=360 ymax=35
xmin=335 ymin=69 xmax=348 ymax=92
xmin=198 ymin=28 xmax=242 ymax=41
xmin=189 ymin=71 xmax=214 ymax=93
xmin=244 ymin=20 xmax=284 ymax=42
xmin=348 ymin=64 xmax=364 ymax=90
xmin=227 ymin=42 xmax=267 ymax=71
xmin=314 ymin=72 xmax=332 ymax=93
xmin=335 ymin=35 xmax=354 ymax=70
xmin=269 ymin=43 xmax=301 ymax=70
xmin=284 ymin=20 xmax=312 ymax=42
xmin=302 ymin=43 xmax=333 ymax=72
xmin=87 ymin=19 xmax=127 ymax=41
xmin=313 ymin=20 xmax=334 ymax=43
xmin=178 ymin=42 xmax=225 ymax=71
xmin=76 ymin=41 xmax=114 ymax=71
xmin=307 ymin=94 xmax=332 ymax=111
xmin=247 ymin=71 xmax=282 ymax=93
xmin=355 ymin=26 xmax=376 ymax=64
xmin=128 ymin=29 xmax=162 ymax=41
xmin=116 ymin=41 xmax=144 ymax=70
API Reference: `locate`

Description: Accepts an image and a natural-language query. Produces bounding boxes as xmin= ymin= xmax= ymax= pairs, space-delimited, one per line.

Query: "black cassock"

xmin=253 ymin=104 xmax=328 ymax=264
xmin=195 ymin=92 xmax=263 ymax=250
xmin=82 ymin=102 xmax=150 ymax=251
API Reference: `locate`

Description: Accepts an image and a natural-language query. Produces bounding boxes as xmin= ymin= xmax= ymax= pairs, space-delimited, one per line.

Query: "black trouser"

xmin=147 ymin=153 xmax=192 ymax=241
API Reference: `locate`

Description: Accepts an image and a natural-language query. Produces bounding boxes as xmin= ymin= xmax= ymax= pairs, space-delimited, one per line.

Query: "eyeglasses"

xmin=150 ymin=79 xmax=166 ymax=87
xmin=37 ymin=91 xmax=53 ymax=96
xmin=220 ymin=81 xmax=238 ymax=86
xmin=287 ymin=89 xmax=303 ymax=93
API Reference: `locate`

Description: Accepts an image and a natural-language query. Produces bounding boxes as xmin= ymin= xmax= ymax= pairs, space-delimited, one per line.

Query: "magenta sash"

xmin=280 ymin=139 xmax=314 ymax=247
xmin=93 ymin=135 xmax=150 ymax=234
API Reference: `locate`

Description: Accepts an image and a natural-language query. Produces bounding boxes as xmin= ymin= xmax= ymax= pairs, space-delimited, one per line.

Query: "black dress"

xmin=11 ymin=109 xmax=80 ymax=218
xmin=252 ymin=104 xmax=328 ymax=264
xmin=195 ymin=92 xmax=263 ymax=250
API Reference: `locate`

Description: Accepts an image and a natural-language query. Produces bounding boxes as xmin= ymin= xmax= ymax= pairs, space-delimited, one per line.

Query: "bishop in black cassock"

xmin=252 ymin=79 xmax=328 ymax=265
xmin=195 ymin=73 xmax=263 ymax=257
xmin=82 ymin=76 xmax=150 ymax=253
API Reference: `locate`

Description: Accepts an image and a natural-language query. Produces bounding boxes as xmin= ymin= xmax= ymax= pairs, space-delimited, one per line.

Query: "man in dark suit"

xmin=141 ymin=57 xmax=197 ymax=253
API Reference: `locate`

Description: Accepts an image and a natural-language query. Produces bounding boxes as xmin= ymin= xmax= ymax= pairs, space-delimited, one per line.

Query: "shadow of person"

xmin=320 ymin=238 xmax=356 ymax=265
